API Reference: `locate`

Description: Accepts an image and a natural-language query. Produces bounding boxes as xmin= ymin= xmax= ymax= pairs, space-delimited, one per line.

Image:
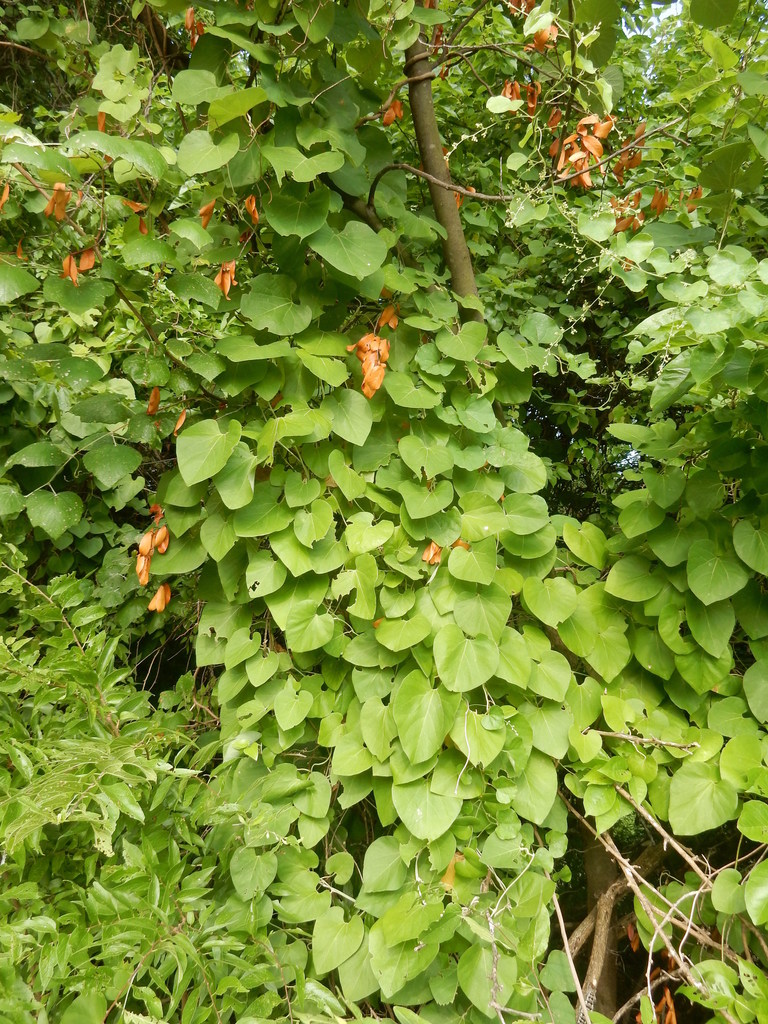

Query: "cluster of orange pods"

xmin=382 ymin=100 xmax=404 ymax=127
xmin=611 ymin=184 xmax=701 ymax=234
xmin=501 ymin=79 xmax=541 ymax=117
xmin=612 ymin=122 xmax=646 ymax=183
xmin=550 ymin=114 xmax=616 ymax=189
xmin=136 ymin=506 xmax=172 ymax=613
xmin=60 ymin=248 xmax=95 ymax=287
xmin=347 ymin=333 xmax=390 ymax=399
xmin=185 ymin=7 xmax=204 ymax=48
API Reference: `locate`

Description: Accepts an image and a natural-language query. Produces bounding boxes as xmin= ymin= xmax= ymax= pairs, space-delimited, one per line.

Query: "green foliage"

xmin=2 ymin=0 xmax=768 ymax=1022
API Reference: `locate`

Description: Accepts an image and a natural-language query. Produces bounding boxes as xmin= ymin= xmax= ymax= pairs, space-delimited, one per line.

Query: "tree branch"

xmin=0 ymin=39 xmax=57 ymax=62
xmin=368 ymin=162 xmax=514 ymax=212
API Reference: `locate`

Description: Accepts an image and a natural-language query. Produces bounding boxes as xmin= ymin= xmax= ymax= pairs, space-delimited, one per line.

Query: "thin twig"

xmin=446 ymin=0 xmax=494 ymax=46
xmin=590 ymin=730 xmax=699 ymax=751
xmin=116 ymin=285 xmax=160 ymax=344
xmin=453 ymin=52 xmax=493 ymax=94
xmin=446 ymin=42 xmax=560 ymax=81
xmin=612 ymin=970 xmax=683 ymax=1023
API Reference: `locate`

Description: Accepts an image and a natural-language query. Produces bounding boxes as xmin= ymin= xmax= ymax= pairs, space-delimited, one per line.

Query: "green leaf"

xmin=264 ymin=145 xmax=345 ymax=183
xmin=522 ymin=576 xmax=578 ymax=627
xmin=690 ymin=0 xmax=738 ymax=28
xmin=176 ymin=130 xmax=240 ymax=176
xmin=328 ymin=449 xmax=366 ymax=500
xmin=176 ymin=419 xmax=241 ymax=486
xmin=400 ymin=479 xmax=454 ymax=519
xmin=267 ymin=184 xmax=331 ymax=239
xmin=400 ymin=435 xmax=454 ymax=480
xmin=172 ymin=69 xmax=225 ymax=105
xmin=0 ymin=265 xmax=40 ymax=304
xmin=733 ymin=520 xmax=768 ymax=574
xmin=25 ymin=492 xmax=83 ymax=540
xmin=449 ymin=708 xmax=506 ymax=767
xmin=233 ymin=484 xmax=293 ymax=537
xmin=503 ymin=493 xmax=549 ymax=535
xmin=605 ymin=556 xmax=663 ymax=602
xmin=323 ymin=389 xmax=373 ymax=445
xmin=213 ymin=443 xmax=257 ymax=509
xmin=274 ymin=681 xmax=314 ymax=730
xmin=436 ymin=322 xmax=487 ymax=361
xmin=312 ymin=909 xmax=365 ymax=975
xmin=83 ymin=446 xmax=141 ymax=489
xmin=434 ymin=624 xmax=499 ymax=692
xmin=746 ymin=862 xmax=768 ymax=926
xmin=376 ymin=615 xmax=431 ymax=652
xmin=391 ymin=778 xmax=462 ymax=841
xmin=309 ymin=222 xmax=388 ymax=279
xmin=528 ymin=651 xmax=572 ymax=701
xmin=668 ymin=763 xmax=738 ymax=835
xmin=72 ymin=396 xmax=129 ymax=424
xmin=739 ymin=802 xmax=768 ymax=843
xmin=384 ymin=372 xmax=443 ymax=409
xmin=241 ymin=275 xmax=313 ymax=335
xmin=65 ymin=131 xmax=169 ymax=179
xmin=458 ymin=944 xmax=517 ymax=1017
xmin=230 ymin=848 xmax=277 ymax=900
xmin=448 ymin=538 xmax=496 ymax=585
xmin=711 ymin=868 xmax=746 ymax=914
xmin=510 ymin=749 xmax=557 ymax=824
xmin=393 ymin=671 xmax=447 ymax=764
xmin=687 ymin=540 xmax=749 ymax=605
xmin=0 ymin=485 xmax=24 ymax=517
xmin=46 ymin=278 xmax=115 ymax=313
xmin=60 ymin=992 xmax=107 ymax=1024
xmin=744 ymin=661 xmax=768 ymax=723
xmin=151 ymin=535 xmax=206 ymax=574
xmin=685 ymin=594 xmax=734 ymax=658
xmin=121 ymin=237 xmax=177 ymax=268
xmin=208 ymin=86 xmax=268 ymax=129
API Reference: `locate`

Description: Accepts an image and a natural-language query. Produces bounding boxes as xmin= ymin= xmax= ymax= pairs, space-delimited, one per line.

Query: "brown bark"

xmin=580 ymin=826 xmax=620 ymax=1017
xmin=405 ymin=23 xmax=482 ymax=320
